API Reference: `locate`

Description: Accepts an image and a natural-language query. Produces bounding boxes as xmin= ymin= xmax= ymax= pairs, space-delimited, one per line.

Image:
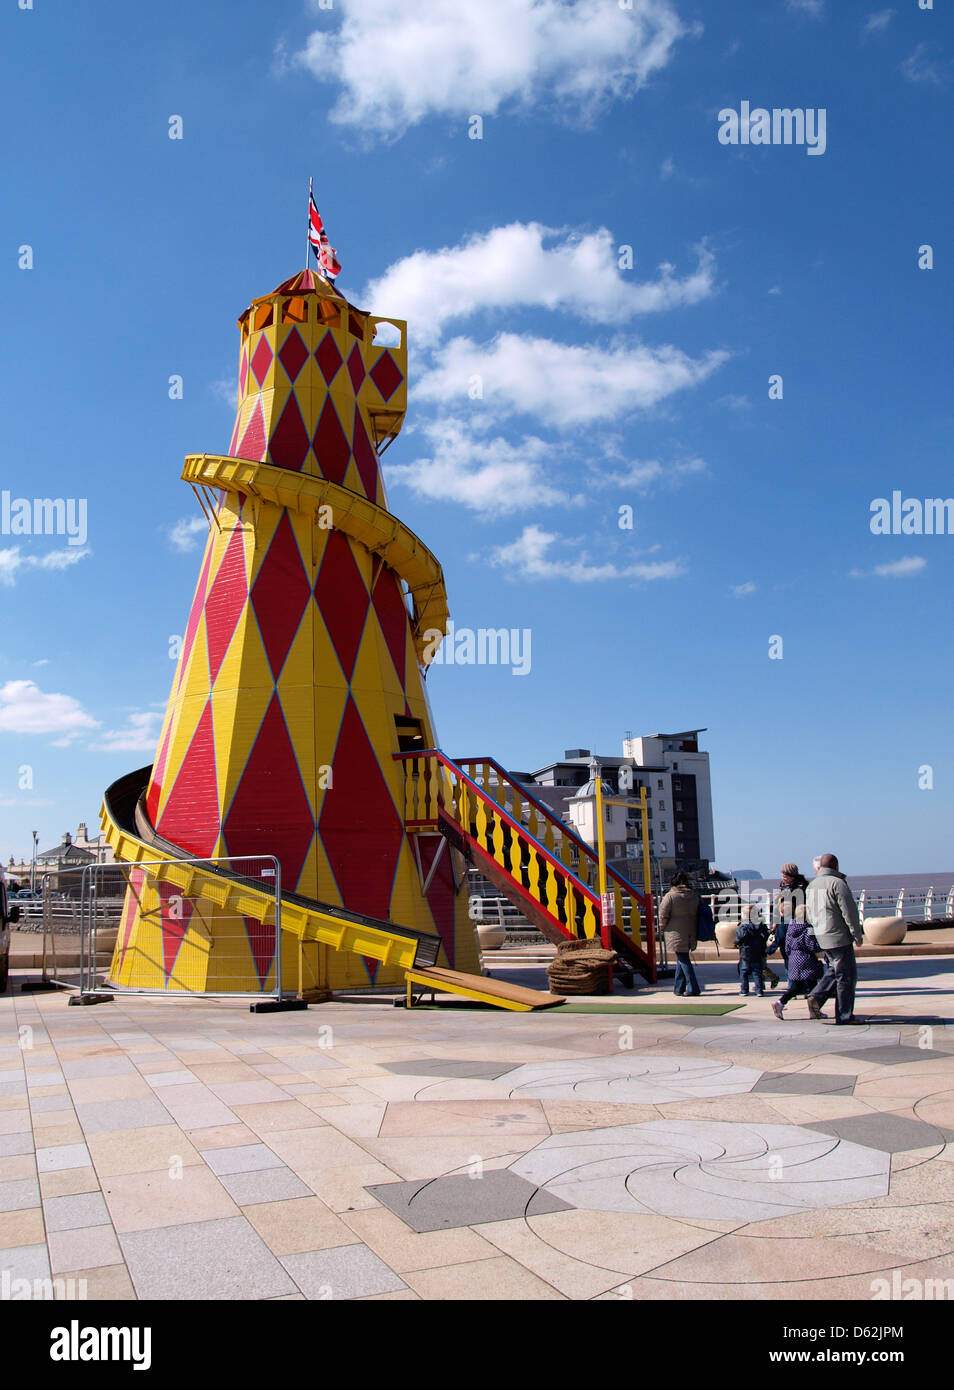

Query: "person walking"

xmin=806 ymin=853 xmax=864 ymax=1025
xmin=766 ymin=862 xmax=809 ymax=982
xmin=659 ymin=871 xmax=702 ymax=996
xmin=772 ymin=906 xmax=825 ymax=1019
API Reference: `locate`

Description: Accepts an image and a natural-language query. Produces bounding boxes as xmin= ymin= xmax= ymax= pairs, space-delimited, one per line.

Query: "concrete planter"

xmin=863 ymin=915 xmax=906 ymax=946
xmin=476 ymin=923 xmax=507 ymax=951
xmin=714 ymin=922 xmax=738 ymax=950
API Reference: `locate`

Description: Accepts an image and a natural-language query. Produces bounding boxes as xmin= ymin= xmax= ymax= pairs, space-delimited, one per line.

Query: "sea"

xmin=737 ymin=871 xmax=954 ymax=918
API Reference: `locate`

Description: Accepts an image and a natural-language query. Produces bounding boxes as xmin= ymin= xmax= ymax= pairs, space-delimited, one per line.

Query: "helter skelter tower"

xmin=110 ymin=267 xmax=479 ymax=993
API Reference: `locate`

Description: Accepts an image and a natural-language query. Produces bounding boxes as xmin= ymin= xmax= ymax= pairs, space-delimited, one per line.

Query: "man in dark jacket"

xmin=806 ymin=853 xmax=864 ymax=1025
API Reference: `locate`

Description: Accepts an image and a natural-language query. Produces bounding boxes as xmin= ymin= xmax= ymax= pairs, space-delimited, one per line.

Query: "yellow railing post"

xmin=640 ymin=785 xmax=652 ymax=900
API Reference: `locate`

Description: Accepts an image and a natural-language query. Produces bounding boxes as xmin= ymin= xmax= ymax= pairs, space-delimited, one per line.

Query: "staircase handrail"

xmin=394 ymin=749 xmax=601 ymax=909
xmin=452 ymin=753 xmax=648 ymax=908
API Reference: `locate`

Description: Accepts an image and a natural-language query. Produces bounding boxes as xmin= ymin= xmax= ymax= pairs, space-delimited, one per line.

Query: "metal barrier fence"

xmin=39 ymin=855 xmax=287 ymax=1006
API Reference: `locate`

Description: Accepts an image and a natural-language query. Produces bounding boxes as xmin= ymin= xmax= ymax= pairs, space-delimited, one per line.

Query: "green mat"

xmin=405 ymin=1000 xmax=742 ymax=1015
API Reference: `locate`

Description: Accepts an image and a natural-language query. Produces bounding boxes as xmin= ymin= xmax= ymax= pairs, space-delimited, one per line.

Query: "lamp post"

xmin=30 ymin=831 xmax=38 ymax=894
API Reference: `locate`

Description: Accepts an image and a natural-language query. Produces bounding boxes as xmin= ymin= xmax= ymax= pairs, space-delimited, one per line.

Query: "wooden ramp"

xmin=403 ymin=965 xmax=565 ymax=1012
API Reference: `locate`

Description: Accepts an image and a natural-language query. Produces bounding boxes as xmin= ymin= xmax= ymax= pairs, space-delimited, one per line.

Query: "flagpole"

xmin=305 ymin=177 xmax=313 ymax=272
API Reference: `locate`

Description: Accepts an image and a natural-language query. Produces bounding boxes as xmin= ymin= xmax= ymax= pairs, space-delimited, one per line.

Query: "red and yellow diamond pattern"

xmin=112 ymin=271 xmax=477 ymax=993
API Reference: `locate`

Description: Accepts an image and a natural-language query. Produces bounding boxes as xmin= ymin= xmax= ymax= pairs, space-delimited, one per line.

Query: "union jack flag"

xmin=308 ymin=193 xmax=341 ymax=280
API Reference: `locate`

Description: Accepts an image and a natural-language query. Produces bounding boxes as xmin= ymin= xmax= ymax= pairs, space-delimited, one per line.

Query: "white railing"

xmin=702 ymin=884 xmax=954 ymax=926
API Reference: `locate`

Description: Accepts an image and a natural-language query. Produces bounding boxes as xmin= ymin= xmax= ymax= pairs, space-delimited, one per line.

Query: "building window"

xmin=657 ymin=779 xmax=663 ymax=790
xmin=660 ymin=822 xmax=666 ymax=831
xmin=658 ymin=800 xmax=665 ymax=810
xmin=677 ymin=822 xmax=683 ymax=831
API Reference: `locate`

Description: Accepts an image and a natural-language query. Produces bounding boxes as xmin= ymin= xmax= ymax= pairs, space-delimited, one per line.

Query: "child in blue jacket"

xmin=735 ymin=909 xmax=769 ymax=996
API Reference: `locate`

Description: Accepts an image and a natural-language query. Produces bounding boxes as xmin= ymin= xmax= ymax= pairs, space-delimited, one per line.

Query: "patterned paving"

xmin=2 ymin=958 xmax=954 ymax=1300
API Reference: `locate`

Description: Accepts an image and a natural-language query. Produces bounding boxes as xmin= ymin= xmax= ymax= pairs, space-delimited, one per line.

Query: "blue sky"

xmin=1 ymin=0 xmax=951 ymax=876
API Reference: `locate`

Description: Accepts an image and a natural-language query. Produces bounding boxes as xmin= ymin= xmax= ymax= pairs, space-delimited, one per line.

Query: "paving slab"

xmin=804 ymin=1111 xmax=954 ymax=1154
xmin=121 ymin=1215 xmax=298 ymax=1300
xmin=280 ymin=1242 xmax=407 ymax=1299
xmin=752 ymin=1071 xmax=857 ymax=1096
xmin=367 ymin=1169 xmax=573 ymax=1233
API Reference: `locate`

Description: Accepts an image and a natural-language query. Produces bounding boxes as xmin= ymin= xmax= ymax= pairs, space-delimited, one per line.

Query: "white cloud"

xmin=900 ymin=44 xmax=946 ymax=86
xmin=386 ymin=419 xmax=571 ymax=515
xmin=786 ymin=0 xmax=824 ymax=16
xmin=862 ymin=9 xmax=894 ymax=35
xmin=0 ymin=548 xmax=91 ymax=587
xmin=489 ymin=524 xmax=684 ymax=583
xmin=851 ymin=556 xmax=927 ymax=579
xmin=89 ymin=711 xmax=163 ymax=754
xmin=210 ymin=378 xmax=237 ymax=407
xmin=731 ymin=581 xmax=757 ymax=596
xmin=660 ymin=157 xmax=675 ymax=180
xmin=0 ymin=680 xmax=99 ymax=736
xmin=593 ymin=454 xmax=707 ymax=490
xmin=416 ymin=333 xmax=728 ymax=427
xmin=364 ymin=224 xmax=716 ymax=347
xmin=293 ymin=0 xmax=686 ymax=136
xmin=168 ymin=517 xmax=210 ymax=553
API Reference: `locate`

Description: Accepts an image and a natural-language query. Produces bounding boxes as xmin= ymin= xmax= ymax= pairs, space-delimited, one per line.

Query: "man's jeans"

xmin=810 ymin=945 xmax=858 ymax=1023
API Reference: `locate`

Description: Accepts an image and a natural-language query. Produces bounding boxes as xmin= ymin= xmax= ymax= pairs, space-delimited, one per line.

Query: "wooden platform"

xmin=403 ymin=965 xmax=566 ymax=1012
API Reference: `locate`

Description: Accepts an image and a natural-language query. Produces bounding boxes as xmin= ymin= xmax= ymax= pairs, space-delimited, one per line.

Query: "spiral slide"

xmin=101 ymin=768 xmax=564 ymax=1012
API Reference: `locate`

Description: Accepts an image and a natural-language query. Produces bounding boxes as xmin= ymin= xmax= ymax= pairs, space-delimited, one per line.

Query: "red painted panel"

xmin=313 ymin=396 xmax=351 ymax=485
xmin=236 ymin=398 xmax=267 ymax=462
xmin=205 ymin=526 xmax=247 ymax=684
xmin=371 ymin=567 xmax=409 ymax=688
xmin=156 ymin=701 xmax=220 ymax=859
xmin=223 ymin=693 xmax=315 ymax=893
xmin=318 ymin=697 xmax=403 ymax=923
xmin=268 ymin=392 xmax=310 ymax=473
xmin=314 ymin=531 xmax=368 ymax=683
xmin=158 ymin=879 xmax=195 ymax=983
xmin=351 ymin=410 xmax=379 ymax=501
xmin=250 ymin=511 xmax=312 ymax=681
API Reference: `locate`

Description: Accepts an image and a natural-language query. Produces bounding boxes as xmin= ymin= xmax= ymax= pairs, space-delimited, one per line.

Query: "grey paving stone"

xmin=753 ymin=1072 xmax=857 ymax=1096
xmin=0 ymin=1243 xmax=51 ymax=1284
xmin=62 ymin=1056 xmax=136 ymax=1079
xmin=838 ymin=1044 xmax=952 ymax=1066
xmin=74 ymin=1097 xmax=173 ymax=1134
xmin=280 ymin=1243 xmax=405 ymax=1300
xmin=381 ymin=1059 xmax=517 ymax=1080
xmin=804 ymin=1113 xmax=954 ymax=1154
xmin=29 ymin=1094 xmax=76 ymax=1113
xmin=367 ymin=1169 xmax=573 ymax=1233
xmin=204 ymin=1144 xmax=286 ymax=1177
xmin=36 ymin=1143 xmax=91 ymax=1172
xmin=43 ymin=1191 xmax=111 ymax=1232
xmin=219 ymin=1167 xmax=313 ymax=1206
xmin=0 ymin=1177 xmax=41 ymax=1212
xmin=121 ymin=1216 xmax=297 ymax=1300
xmin=0 ymin=1081 xmax=27 ymax=1099
xmin=0 ymin=1134 xmax=35 ymax=1158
